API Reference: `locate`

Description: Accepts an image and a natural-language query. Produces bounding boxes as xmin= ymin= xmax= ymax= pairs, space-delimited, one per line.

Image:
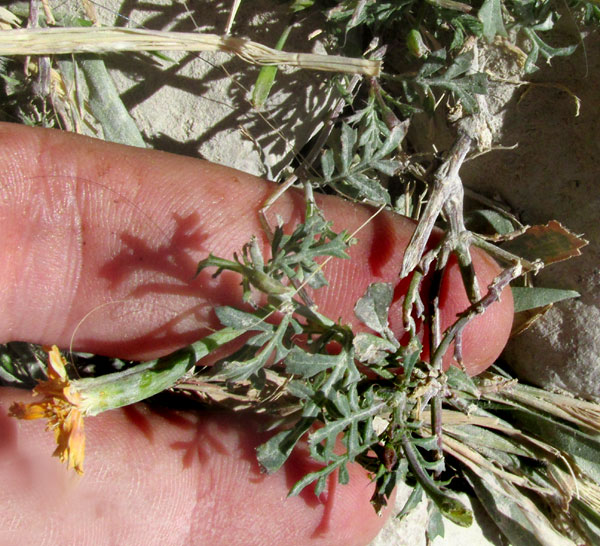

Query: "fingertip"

xmin=0 ymin=388 xmax=391 ymax=546
xmin=439 ymin=249 xmax=514 ymax=375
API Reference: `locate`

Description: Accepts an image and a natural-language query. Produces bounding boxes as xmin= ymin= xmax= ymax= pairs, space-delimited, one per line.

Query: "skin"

xmin=0 ymin=123 xmax=513 ymax=545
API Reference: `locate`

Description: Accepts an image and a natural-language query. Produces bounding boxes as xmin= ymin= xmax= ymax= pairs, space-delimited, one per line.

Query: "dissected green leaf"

xmin=215 ymin=306 xmax=273 ymax=332
xmin=216 ymin=314 xmax=293 ymax=383
xmin=512 ymin=286 xmax=580 ymax=313
xmin=416 ymin=49 xmax=488 ymax=113
xmin=522 ymin=27 xmax=578 ymax=73
xmin=396 ymin=484 xmax=424 ymax=520
xmin=402 ymin=434 xmax=473 ymax=527
xmin=285 ymin=347 xmax=345 ymax=379
xmin=257 ymin=417 xmax=316 ymax=474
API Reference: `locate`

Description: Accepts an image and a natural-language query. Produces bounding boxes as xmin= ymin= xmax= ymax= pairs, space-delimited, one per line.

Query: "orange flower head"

xmin=9 ymin=345 xmax=85 ymax=474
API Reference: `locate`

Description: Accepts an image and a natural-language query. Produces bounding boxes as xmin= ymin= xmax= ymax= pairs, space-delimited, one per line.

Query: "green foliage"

xmin=511 ymin=286 xmax=580 ymax=312
xmin=404 ymin=48 xmax=489 ymax=114
xmin=3 ymin=1 xmax=600 ymax=543
xmin=320 ymin=119 xmax=403 ymax=204
xmin=0 ymin=343 xmax=47 ymax=388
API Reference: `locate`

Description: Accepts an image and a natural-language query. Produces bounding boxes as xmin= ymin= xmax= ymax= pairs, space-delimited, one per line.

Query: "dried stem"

xmin=400 ymin=133 xmax=472 ymax=278
xmin=0 ymin=27 xmax=381 ymax=76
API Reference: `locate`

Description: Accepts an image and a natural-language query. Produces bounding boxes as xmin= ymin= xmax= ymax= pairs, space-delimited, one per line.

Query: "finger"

xmin=0 ymin=123 xmax=511 ymax=545
xmin=0 ymin=388 xmax=391 ymax=546
xmin=0 ymin=122 xmax=512 ymax=371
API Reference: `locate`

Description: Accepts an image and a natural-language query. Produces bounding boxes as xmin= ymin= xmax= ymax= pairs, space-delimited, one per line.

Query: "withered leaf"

xmin=501 ymin=220 xmax=588 ymax=266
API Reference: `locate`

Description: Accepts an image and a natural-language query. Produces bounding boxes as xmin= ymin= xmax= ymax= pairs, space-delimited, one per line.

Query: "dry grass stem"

xmin=0 ymin=27 xmax=381 ymax=76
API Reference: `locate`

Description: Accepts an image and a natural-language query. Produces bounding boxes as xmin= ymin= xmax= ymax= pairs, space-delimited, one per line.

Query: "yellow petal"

xmin=9 ymin=346 xmax=86 ymax=474
xmin=47 ymin=345 xmax=68 ymax=381
xmin=8 ymin=401 xmax=48 ymax=420
xmin=52 ymin=408 xmax=85 ymax=474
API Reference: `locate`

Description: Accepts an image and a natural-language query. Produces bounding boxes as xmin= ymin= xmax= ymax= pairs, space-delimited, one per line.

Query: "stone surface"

xmin=368 ymin=484 xmax=504 ymax=546
xmin=97 ymin=0 xmax=337 ymax=179
xmin=462 ymin=32 xmax=600 ymax=401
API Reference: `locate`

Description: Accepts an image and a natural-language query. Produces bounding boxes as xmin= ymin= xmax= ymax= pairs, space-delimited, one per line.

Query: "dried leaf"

xmin=502 ymin=220 xmax=588 ymax=266
xmin=465 ymin=469 xmax=574 ymax=546
xmin=511 ymin=304 xmax=552 ymax=336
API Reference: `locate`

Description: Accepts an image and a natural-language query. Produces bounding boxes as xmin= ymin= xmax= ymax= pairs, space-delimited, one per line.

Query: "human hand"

xmin=0 ymin=123 xmax=513 ymax=545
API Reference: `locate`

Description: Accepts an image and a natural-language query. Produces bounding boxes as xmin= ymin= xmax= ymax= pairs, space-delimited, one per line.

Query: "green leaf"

xmin=354 ymin=282 xmax=394 ymax=337
xmin=374 ymin=125 xmax=405 ymax=158
xmin=285 ymin=347 xmax=344 ymax=379
xmin=445 ymin=366 xmax=480 ymax=397
xmin=522 ymin=27 xmax=578 ymax=73
xmin=290 ymin=0 xmax=314 ymax=12
xmin=252 ymin=24 xmax=293 ymax=108
xmin=80 ymin=58 xmax=146 ymax=148
xmin=427 ymin=72 xmax=488 ymax=113
xmin=401 ymin=435 xmax=473 ymax=527
xmin=353 ymin=333 xmax=397 ymax=364
xmin=321 ymin=148 xmax=335 ymax=180
xmin=396 ymin=484 xmax=424 ymax=520
xmin=215 ymin=306 xmax=273 ymax=332
xmin=572 ymin=498 xmax=600 ymax=545
xmin=0 ymin=343 xmax=47 ymax=388
xmin=342 ymin=172 xmax=391 ymax=204
xmin=370 ymin=159 xmax=399 ymax=176
xmin=340 ymin=123 xmax=357 ymax=173
xmin=288 ymin=457 xmax=346 ymax=497
xmin=308 ymin=397 xmax=385 ymax=455
xmin=465 ymin=469 xmax=573 ymax=546
xmin=257 ymin=417 xmax=316 ymax=474
xmin=478 ymin=0 xmax=507 ymax=42
xmin=444 ymin=423 xmax=532 ymax=459
xmin=427 ymin=501 xmax=446 ymax=541
xmin=503 ymin=408 xmax=600 ymax=485
xmin=512 ymin=286 xmax=580 ymax=313
xmin=443 ymin=49 xmax=473 ymax=80
xmin=467 ymin=208 xmax=515 ymax=235
xmin=216 ymin=314 xmax=292 ymax=382
xmin=417 ymin=50 xmax=488 ymax=113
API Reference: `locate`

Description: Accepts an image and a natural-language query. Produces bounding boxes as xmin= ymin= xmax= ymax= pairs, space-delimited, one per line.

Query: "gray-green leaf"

xmin=478 ymin=0 xmax=507 ymax=43
xmin=354 ymin=282 xmax=394 ymax=337
xmin=512 ymin=286 xmax=580 ymax=313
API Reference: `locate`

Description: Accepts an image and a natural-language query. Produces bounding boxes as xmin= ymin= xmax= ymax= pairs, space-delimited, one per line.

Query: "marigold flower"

xmin=7 ymin=328 xmax=241 ymax=474
xmin=9 ymin=346 xmax=85 ymax=474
